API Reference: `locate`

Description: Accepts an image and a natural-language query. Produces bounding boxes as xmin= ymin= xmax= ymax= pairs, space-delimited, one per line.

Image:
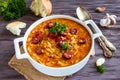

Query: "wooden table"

xmin=0 ymin=0 xmax=120 ymax=80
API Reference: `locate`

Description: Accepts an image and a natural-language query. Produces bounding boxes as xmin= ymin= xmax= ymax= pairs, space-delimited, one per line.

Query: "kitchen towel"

xmin=8 ymin=46 xmax=66 ymax=80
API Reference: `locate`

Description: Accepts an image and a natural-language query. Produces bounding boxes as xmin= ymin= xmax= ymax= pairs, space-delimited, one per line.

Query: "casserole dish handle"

xmin=14 ymin=37 xmax=28 ymax=59
xmin=84 ymin=20 xmax=103 ymax=39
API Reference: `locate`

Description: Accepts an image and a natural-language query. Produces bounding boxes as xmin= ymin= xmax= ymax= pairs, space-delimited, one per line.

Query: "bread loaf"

xmin=6 ymin=21 xmax=26 ymax=36
xmin=30 ymin=0 xmax=52 ymax=17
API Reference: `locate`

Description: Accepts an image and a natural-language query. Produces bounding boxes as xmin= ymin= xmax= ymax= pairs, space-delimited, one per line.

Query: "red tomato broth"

xmin=26 ymin=18 xmax=92 ymax=67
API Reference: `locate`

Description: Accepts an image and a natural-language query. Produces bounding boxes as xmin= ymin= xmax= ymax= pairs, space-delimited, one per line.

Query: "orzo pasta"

xmin=26 ymin=18 xmax=92 ymax=67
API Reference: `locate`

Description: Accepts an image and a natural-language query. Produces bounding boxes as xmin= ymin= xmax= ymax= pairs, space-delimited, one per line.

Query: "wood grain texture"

xmin=0 ymin=0 xmax=120 ymax=80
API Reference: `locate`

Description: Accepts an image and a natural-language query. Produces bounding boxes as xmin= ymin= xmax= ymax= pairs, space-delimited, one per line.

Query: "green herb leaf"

xmin=0 ymin=0 xmax=26 ymax=20
xmin=49 ymin=27 xmax=58 ymax=34
xmin=49 ymin=21 xmax=66 ymax=34
xmin=0 ymin=1 xmax=7 ymax=16
xmin=62 ymin=42 xmax=70 ymax=50
xmin=97 ymin=65 xmax=105 ymax=73
xmin=55 ymin=21 xmax=60 ymax=26
xmin=58 ymin=24 xmax=66 ymax=33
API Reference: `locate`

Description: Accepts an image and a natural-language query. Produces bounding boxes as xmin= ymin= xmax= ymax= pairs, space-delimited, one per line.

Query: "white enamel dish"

xmin=14 ymin=15 xmax=102 ymax=77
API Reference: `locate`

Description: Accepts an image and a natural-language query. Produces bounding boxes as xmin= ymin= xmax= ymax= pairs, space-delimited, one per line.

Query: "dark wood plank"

xmin=0 ymin=0 xmax=120 ymax=80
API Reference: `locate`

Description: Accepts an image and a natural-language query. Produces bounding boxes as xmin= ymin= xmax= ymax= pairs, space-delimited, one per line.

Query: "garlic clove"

xmin=111 ymin=15 xmax=117 ymax=19
xmin=96 ymin=58 xmax=105 ymax=66
xmin=100 ymin=18 xmax=111 ymax=27
xmin=100 ymin=13 xmax=117 ymax=28
xmin=109 ymin=16 xmax=116 ymax=25
xmin=95 ymin=7 xmax=106 ymax=13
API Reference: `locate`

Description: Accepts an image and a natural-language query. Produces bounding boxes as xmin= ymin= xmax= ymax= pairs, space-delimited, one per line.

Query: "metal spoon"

xmin=76 ymin=6 xmax=116 ymax=57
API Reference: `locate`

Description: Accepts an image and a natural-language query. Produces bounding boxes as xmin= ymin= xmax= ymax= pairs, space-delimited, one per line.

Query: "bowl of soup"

xmin=14 ymin=15 xmax=102 ymax=77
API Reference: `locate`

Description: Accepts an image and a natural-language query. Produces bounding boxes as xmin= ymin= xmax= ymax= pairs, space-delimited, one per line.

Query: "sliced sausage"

xmin=61 ymin=32 xmax=68 ymax=36
xmin=36 ymin=32 xmax=43 ymax=38
xmin=78 ymin=38 xmax=87 ymax=44
xmin=56 ymin=36 xmax=66 ymax=42
xmin=36 ymin=47 xmax=43 ymax=55
xmin=70 ymin=28 xmax=78 ymax=34
xmin=46 ymin=22 xmax=54 ymax=28
xmin=32 ymin=37 xmax=40 ymax=44
xmin=56 ymin=36 xmax=67 ymax=46
xmin=63 ymin=52 xmax=73 ymax=59
xmin=49 ymin=33 xmax=57 ymax=38
xmin=32 ymin=32 xmax=43 ymax=44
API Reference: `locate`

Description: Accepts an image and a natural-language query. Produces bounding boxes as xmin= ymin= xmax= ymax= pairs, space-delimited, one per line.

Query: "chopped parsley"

xmin=62 ymin=42 xmax=70 ymax=50
xmin=50 ymin=21 xmax=66 ymax=34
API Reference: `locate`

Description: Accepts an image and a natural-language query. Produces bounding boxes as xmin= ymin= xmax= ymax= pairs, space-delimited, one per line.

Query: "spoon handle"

xmin=98 ymin=37 xmax=113 ymax=58
xmin=100 ymin=35 xmax=116 ymax=51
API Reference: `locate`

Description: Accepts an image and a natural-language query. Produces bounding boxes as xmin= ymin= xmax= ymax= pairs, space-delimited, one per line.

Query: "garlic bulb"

xmin=96 ymin=58 xmax=105 ymax=66
xmin=100 ymin=13 xmax=117 ymax=28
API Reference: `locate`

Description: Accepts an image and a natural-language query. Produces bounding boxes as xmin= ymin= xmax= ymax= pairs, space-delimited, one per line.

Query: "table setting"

xmin=0 ymin=0 xmax=120 ymax=80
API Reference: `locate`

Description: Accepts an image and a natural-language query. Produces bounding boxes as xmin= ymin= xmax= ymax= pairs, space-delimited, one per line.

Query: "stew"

xmin=26 ymin=18 xmax=92 ymax=67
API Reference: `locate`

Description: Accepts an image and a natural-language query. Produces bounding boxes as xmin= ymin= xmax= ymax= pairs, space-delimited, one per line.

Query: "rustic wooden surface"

xmin=0 ymin=0 xmax=120 ymax=80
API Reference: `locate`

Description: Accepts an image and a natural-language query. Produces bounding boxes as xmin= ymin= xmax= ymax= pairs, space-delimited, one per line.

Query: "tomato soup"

xmin=26 ymin=18 xmax=92 ymax=67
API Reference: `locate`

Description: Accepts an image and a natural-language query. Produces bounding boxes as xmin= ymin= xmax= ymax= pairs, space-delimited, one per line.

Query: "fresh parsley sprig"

xmin=0 ymin=0 xmax=26 ymax=20
xmin=62 ymin=42 xmax=70 ymax=50
xmin=50 ymin=21 xmax=66 ymax=34
xmin=97 ymin=65 xmax=105 ymax=73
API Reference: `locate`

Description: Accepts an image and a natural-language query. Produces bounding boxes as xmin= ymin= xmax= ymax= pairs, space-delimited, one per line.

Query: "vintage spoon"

xmin=76 ymin=6 xmax=116 ymax=57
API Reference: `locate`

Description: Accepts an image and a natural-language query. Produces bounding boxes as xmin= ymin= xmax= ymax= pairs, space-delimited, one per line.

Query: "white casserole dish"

xmin=14 ymin=15 xmax=102 ymax=77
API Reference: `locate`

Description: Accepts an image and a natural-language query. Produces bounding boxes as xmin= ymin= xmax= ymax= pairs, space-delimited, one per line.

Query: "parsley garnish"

xmin=50 ymin=21 xmax=66 ymax=34
xmin=62 ymin=42 xmax=70 ymax=50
